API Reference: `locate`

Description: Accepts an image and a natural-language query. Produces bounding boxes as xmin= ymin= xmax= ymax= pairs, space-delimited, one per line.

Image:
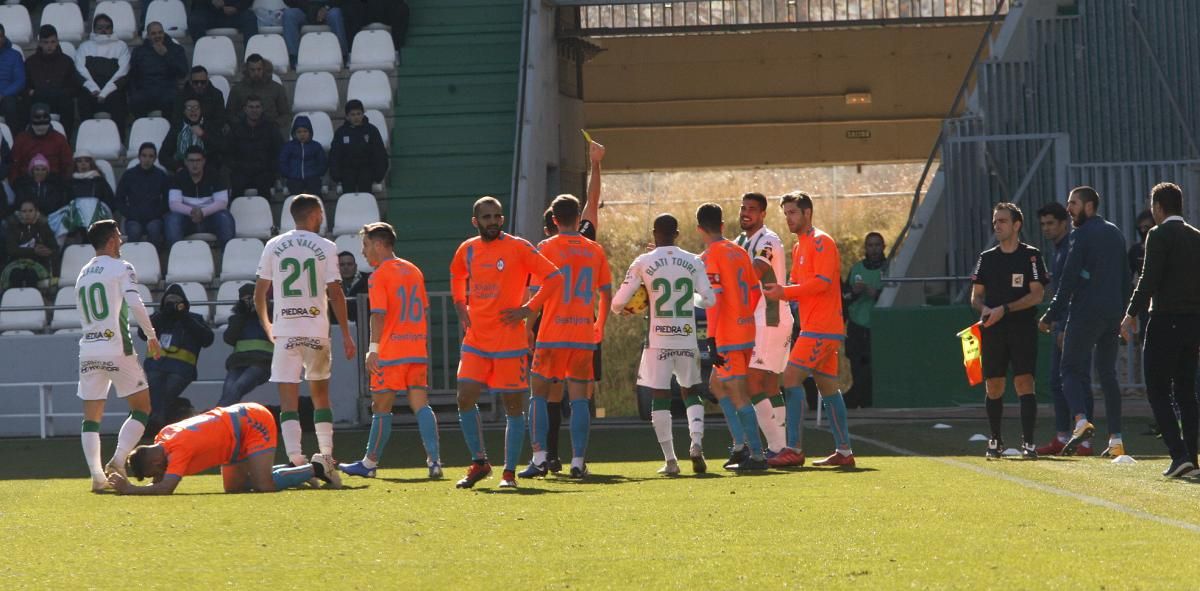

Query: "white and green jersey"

xmin=611 ymin=246 xmax=715 ymax=350
xmin=736 ymin=226 xmax=794 ymax=327
xmin=76 ymin=256 xmax=150 ymax=358
xmin=257 ymin=229 xmax=340 ymax=338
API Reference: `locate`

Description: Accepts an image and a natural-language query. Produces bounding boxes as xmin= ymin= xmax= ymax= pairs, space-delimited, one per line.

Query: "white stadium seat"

xmin=245 ymin=33 xmax=289 ymax=74
xmin=210 ymin=75 xmax=231 ymax=107
xmin=220 ymin=238 xmax=264 ymax=282
xmin=177 ymin=282 xmax=211 ymax=321
xmin=58 ymin=40 xmax=76 ymax=59
xmin=349 ymin=29 xmax=395 ymax=71
xmin=0 ymin=5 xmax=32 ymax=45
xmin=292 ymin=72 xmax=339 ymax=113
xmin=75 ymin=119 xmax=122 ymax=160
xmin=231 ymin=196 xmax=274 ymax=239
xmin=331 ymin=192 xmax=379 ymax=236
xmin=144 ymin=0 xmax=189 ymax=39
xmin=0 ymin=288 xmax=45 ymax=332
xmin=0 ymin=122 xmax=10 ymax=150
xmin=165 ymin=240 xmax=215 ymax=283
xmin=293 ymin=111 xmax=333 ymax=151
xmin=213 ymin=280 xmax=251 ymax=326
xmin=347 ymin=70 xmax=392 ymax=111
xmin=192 ymin=35 xmax=238 ymax=77
xmin=279 ymin=194 xmax=327 ymax=234
xmin=365 ymin=109 xmax=389 ymax=147
xmin=41 ymin=1 xmax=84 ymax=44
xmin=95 ymin=159 xmax=116 ymax=193
xmin=59 ymin=244 xmax=96 ymax=286
xmin=334 ymin=234 xmax=372 ymax=271
xmin=122 ymin=241 xmax=162 ymax=285
xmin=93 ymin=1 xmax=138 ymax=41
xmin=296 ymin=31 xmax=342 ymax=73
xmin=126 ymin=117 xmax=171 ymax=158
xmin=50 ymin=287 xmax=80 ymax=331
xmin=51 ymin=120 xmax=66 ymax=137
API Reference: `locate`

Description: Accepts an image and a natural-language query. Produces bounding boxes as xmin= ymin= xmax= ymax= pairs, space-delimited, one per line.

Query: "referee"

xmin=1120 ymin=182 xmax=1200 ymax=478
xmin=970 ymin=203 xmax=1048 ymax=460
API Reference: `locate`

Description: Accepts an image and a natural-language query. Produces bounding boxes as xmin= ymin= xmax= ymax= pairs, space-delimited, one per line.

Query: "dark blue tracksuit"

xmin=1048 ymin=231 xmax=1092 ymax=433
xmin=1044 ymin=215 xmax=1130 ymax=435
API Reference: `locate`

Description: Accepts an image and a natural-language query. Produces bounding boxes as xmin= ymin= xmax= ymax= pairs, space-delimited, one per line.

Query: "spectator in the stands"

xmin=127 ymin=21 xmax=189 ymax=118
xmin=10 ymin=103 xmax=72 ymax=183
xmin=13 ymin=153 xmax=68 ymax=218
xmin=75 ymin=13 xmax=130 ymax=130
xmin=166 ymin=146 xmax=235 ymax=247
xmin=139 ymin=282 xmax=216 ymax=436
xmin=282 ymin=0 xmax=349 ymax=69
xmin=279 ymin=115 xmax=326 ymax=196
xmin=24 ymin=26 xmax=81 ymax=134
xmin=189 ymin=0 xmax=258 ymax=41
xmin=160 ymin=97 xmax=227 ymax=173
xmin=332 ymin=250 xmax=369 ymax=324
xmin=1128 ymin=209 xmax=1155 ymax=282
xmin=227 ymin=95 xmax=282 ymax=199
xmin=61 ymin=151 xmax=116 ymax=244
xmin=340 ymin=0 xmax=410 ymax=51
xmin=1 ymin=198 xmax=57 ymax=290
xmin=252 ymin=0 xmax=288 ymax=29
xmin=0 ymin=23 xmax=27 ymax=133
xmin=842 ymin=232 xmax=886 ymax=409
xmin=218 ymin=283 xmax=272 ymax=407
xmin=330 ymin=99 xmax=387 ymax=193
xmin=173 ymin=66 xmax=227 ymax=130
xmin=116 ymin=142 xmax=170 ymax=248
xmin=227 ymin=53 xmax=290 ymax=132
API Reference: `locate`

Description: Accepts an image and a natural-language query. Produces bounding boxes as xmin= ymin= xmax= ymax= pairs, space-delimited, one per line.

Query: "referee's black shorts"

xmin=980 ymin=318 xmax=1038 ymax=379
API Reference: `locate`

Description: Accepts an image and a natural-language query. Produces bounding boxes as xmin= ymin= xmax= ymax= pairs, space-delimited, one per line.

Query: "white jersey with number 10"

xmin=257 ymin=229 xmax=340 ymax=338
xmin=612 ymin=246 xmax=715 ymax=350
xmin=75 ymin=256 xmax=142 ymax=358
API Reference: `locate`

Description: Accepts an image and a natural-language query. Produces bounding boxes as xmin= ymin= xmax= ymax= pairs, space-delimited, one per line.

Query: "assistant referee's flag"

xmin=957 ymin=323 xmax=984 ymax=387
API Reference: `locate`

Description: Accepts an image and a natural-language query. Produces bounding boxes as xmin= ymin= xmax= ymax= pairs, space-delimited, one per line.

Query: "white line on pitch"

xmin=854 ymin=434 xmax=1200 ymax=535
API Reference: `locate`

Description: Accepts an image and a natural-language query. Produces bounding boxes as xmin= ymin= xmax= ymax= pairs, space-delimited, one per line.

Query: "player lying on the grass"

xmin=340 ymin=222 xmax=443 ymax=479
xmin=107 ymin=403 xmax=341 ymax=495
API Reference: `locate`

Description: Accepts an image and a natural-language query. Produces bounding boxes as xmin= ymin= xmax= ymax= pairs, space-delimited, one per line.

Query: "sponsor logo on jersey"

xmin=280 ymin=306 xmax=323 ymax=319
xmin=285 ymin=337 xmax=326 ymax=351
xmin=654 ymin=324 xmax=694 ymax=336
xmin=83 ymin=329 xmax=115 ymax=342
xmin=496 ymin=258 xmax=505 ymax=271
xmin=80 ymin=360 xmax=118 ymax=374
xmin=656 ymin=349 xmax=696 ymax=361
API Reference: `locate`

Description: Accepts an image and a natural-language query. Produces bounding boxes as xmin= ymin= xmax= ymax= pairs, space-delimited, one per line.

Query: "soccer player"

xmin=762 ymin=192 xmax=856 ymax=467
xmin=970 ymin=202 xmax=1047 ymax=460
xmin=734 ymin=192 xmax=793 ymax=460
xmin=254 ymin=194 xmax=355 ymax=470
xmin=450 ymin=196 xmax=562 ymax=489
xmin=340 ymin=222 xmax=442 ymax=479
xmin=697 ymin=203 xmax=768 ymax=471
xmin=107 ymin=403 xmax=341 ymax=494
xmin=75 ymin=220 xmax=163 ymax=492
xmin=519 ymin=194 xmax=612 ymax=479
xmin=611 ymin=214 xmax=715 ymax=476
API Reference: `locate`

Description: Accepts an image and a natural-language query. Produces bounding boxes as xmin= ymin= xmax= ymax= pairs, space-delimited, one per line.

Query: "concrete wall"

xmin=583 ymin=24 xmax=989 ymax=170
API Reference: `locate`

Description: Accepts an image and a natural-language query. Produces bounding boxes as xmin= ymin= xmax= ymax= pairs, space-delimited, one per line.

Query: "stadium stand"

xmin=279 ymin=194 xmax=328 ymax=235
xmin=165 ymin=241 xmax=215 ymax=284
xmin=0 ymin=288 xmax=46 ymax=333
xmin=75 ymin=118 xmax=123 ymax=161
xmin=296 ymin=31 xmax=343 ymax=73
xmin=93 ymin=1 xmax=138 ymax=42
xmin=334 ymin=233 xmax=372 ymax=271
xmin=365 ymin=108 xmax=389 ymax=146
xmin=219 ymin=238 xmax=264 ymax=282
xmin=293 ymin=111 xmax=334 ymax=151
xmin=192 ymin=35 xmax=238 ymax=77
xmin=347 ymin=69 xmax=391 ymax=111
xmin=121 ymin=242 xmax=162 ymax=286
xmin=125 ymin=117 xmax=171 ymax=158
xmin=245 ymin=33 xmax=289 ymax=75
xmin=292 ymin=72 xmax=339 ymax=113
xmin=49 ymin=287 xmax=80 ymax=332
xmin=177 ymin=281 xmax=211 ymax=321
xmin=143 ymin=0 xmax=189 ymax=39
xmin=40 ymin=1 xmax=84 ymax=44
xmin=0 ymin=4 xmax=32 ymax=46
xmin=212 ymin=280 xmax=250 ymax=326
xmin=95 ymin=159 xmax=117 ymax=193
xmin=58 ymin=245 xmax=96 ymax=287
xmin=331 ymin=192 xmax=380 ymax=236
xmin=230 ymin=196 xmax=274 ymax=240
xmin=349 ymin=29 xmax=395 ymax=71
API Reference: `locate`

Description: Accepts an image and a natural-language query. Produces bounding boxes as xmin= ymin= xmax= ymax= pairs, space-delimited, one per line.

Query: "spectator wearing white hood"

xmin=75 ymin=13 xmax=130 ymax=134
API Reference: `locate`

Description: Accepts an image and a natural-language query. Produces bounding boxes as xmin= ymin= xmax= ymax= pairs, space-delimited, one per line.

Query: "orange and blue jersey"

xmin=701 ymin=239 xmax=760 ymax=353
xmin=450 ymin=232 xmax=561 ymax=358
xmin=785 ymin=227 xmax=844 ymax=339
xmin=369 ymin=257 xmax=429 ymax=366
xmin=532 ymin=232 xmax=612 ymax=350
xmin=157 ymin=403 xmax=275 ymax=478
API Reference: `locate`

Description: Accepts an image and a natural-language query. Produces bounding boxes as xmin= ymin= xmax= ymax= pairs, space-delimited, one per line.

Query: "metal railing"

xmin=560 ymin=0 xmax=1005 ymax=36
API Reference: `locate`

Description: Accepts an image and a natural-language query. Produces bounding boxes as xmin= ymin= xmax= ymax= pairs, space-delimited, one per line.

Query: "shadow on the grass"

xmin=475 ymin=486 xmax=581 ymax=496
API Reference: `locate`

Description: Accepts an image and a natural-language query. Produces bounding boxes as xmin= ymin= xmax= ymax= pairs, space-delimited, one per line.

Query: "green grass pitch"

xmin=3 ymin=417 xmax=1200 ymax=589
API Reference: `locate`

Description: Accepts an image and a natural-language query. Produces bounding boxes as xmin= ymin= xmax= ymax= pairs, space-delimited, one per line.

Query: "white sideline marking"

xmin=855 ymin=434 xmax=1200 ymax=535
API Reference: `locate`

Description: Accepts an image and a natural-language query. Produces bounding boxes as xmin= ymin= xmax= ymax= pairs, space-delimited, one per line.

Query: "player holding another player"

xmin=339 ymin=222 xmax=443 ymax=479
xmin=255 ymin=194 xmax=355 ymax=477
xmin=75 ymin=220 xmax=163 ymax=492
xmin=697 ymin=203 xmax=768 ymax=471
xmin=762 ymin=192 xmax=856 ymax=467
xmin=108 ymin=403 xmax=341 ymax=494
xmin=450 ymin=196 xmax=563 ymax=489
xmin=612 ymin=214 xmax=716 ymax=476
xmin=519 ymin=194 xmax=612 ymax=479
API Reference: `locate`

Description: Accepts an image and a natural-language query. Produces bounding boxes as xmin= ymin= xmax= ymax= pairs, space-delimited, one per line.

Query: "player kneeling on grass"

xmin=107 ymin=402 xmax=342 ymax=495
xmin=339 ymin=222 xmax=443 ymax=479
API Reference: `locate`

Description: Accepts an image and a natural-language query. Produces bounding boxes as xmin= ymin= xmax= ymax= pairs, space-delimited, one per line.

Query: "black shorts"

xmin=980 ymin=318 xmax=1038 ymax=379
xmin=592 ymin=344 xmax=602 ymax=382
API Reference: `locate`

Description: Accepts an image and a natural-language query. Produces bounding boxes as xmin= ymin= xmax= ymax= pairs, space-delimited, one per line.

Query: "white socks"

xmin=685 ymin=404 xmax=704 ymax=447
xmin=315 ymin=422 xmax=334 ymax=457
xmin=82 ymin=431 xmax=103 ymax=480
xmin=282 ymin=419 xmax=304 ymax=465
xmin=533 ymin=450 xmax=548 ymax=465
xmin=753 ymin=397 xmax=785 ymax=451
xmin=571 ymin=457 xmax=585 ymax=469
xmin=111 ymin=416 xmax=146 ymax=468
xmin=652 ymin=410 xmax=676 ymax=461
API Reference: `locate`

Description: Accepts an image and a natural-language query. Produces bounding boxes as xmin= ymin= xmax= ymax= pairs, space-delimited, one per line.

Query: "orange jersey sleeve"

xmin=703 ymin=240 xmax=758 ymax=352
xmin=785 ymin=229 xmax=844 ymax=336
xmin=372 ymin=258 xmax=429 ymax=365
xmin=156 ymin=407 xmax=236 ymax=478
xmin=535 ymin=233 xmax=611 ymax=349
xmin=457 ymin=233 xmax=561 ymax=356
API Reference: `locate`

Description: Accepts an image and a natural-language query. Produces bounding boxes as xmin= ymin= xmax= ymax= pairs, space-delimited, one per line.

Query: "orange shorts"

xmin=531 ymin=348 xmax=595 ymax=383
xmin=229 ymin=403 xmax=276 ymax=464
xmin=371 ymin=362 xmax=429 ymax=394
xmin=713 ymin=348 xmax=752 ymax=382
xmin=787 ymin=334 xmax=842 ymax=379
xmin=458 ymin=350 xmax=529 ymax=394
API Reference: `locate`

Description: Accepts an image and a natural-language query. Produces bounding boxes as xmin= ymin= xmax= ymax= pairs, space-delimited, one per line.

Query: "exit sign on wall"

xmin=846 ymin=129 xmax=871 ymax=139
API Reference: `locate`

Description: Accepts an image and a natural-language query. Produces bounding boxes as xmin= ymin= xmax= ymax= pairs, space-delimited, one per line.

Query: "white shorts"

xmin=77 ymin=356 xmax=148 ymax=401
xmin=637 ymin=348 xmax=702 ymax=390
xmin=271 ymin=337 xmax=332 ymax=383
xmin=749 ymin=325 xmax=793 ymax=374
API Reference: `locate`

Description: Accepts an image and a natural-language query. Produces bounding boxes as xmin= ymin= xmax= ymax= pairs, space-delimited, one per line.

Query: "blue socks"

xmin=416 ymin=405 xmax=440 ymax=464
xmin=569 ymin=398 xmax=590 ymax=459
xmin=785 ymin=386 xmax=806 ymax=449
xmin=736 ymin=404 xmax=763 ymax=456
xmin=365 ymin=412 xmax=392 ymax=465
xmin=271 ymin=464 xmax=314 ymax=490
xmin=822 ymin=392 xmax=851 ymax=450
xmin=718 ymin=397 xmax=747 ymax=448
xmin=459 ymin=405 xmax=485 ymax=460
xmin=504 ymin=414 xmax=526 ymax=472
xmin=529 ymin=395 xmax=549 ymax=454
